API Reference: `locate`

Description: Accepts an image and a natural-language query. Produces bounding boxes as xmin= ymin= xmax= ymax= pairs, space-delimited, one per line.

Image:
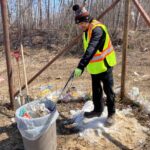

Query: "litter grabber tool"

xmin=56 ymin=71 xmax=75 ymax=120
xmin=57 ymin=71 xmax=74 ymax=101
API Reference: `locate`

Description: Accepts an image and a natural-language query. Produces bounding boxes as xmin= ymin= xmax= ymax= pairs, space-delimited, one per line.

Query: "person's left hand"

xmin=74 ymin=68 xmax=82 ymax=78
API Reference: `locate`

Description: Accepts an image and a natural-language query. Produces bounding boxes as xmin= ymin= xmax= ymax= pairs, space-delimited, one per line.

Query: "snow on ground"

xmin=69 ymin=101 xmax=148 ymax=150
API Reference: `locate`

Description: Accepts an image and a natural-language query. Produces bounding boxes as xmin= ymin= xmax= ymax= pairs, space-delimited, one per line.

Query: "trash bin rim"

xmin=15 ymin=99 xmax=56 ymax=121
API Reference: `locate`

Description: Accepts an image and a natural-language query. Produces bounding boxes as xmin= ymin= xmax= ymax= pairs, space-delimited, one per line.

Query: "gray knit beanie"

xmin=72 ymin=4 xmax=92 ymax=24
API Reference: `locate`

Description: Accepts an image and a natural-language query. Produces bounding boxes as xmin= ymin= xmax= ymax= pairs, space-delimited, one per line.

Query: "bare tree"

xmin=1 ymin=0 xmax=149 ymax=49
xmin=38 ymin=0 xmax=42 ymax=29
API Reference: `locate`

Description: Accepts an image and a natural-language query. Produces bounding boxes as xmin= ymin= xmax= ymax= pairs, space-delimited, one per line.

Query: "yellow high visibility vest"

xmin=83 ymin=20 xmax=117 ymax=74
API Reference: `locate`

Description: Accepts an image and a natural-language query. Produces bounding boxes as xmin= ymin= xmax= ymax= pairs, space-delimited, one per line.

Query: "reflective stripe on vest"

xmin=90 ymin=41 xmax=113 ymax=63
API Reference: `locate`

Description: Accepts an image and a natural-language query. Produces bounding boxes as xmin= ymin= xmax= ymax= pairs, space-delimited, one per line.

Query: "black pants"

xmin=91 ymin=68 xmax=115 ymax=116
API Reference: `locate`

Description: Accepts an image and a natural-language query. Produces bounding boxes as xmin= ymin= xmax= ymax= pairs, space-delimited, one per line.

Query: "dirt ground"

xmin=0 ymin=30 xmax=150 ymax=150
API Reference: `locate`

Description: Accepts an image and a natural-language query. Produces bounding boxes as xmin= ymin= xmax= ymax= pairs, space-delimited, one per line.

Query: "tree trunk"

xmin=47 ymin=0 xmax=50 ymax=27
xmin=38 ymin=0 xmax=42 ymax=29
xmin=134 ymin=11 xmax=140 ymax=31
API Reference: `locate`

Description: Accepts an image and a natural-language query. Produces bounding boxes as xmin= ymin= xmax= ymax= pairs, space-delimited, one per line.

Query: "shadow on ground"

xmin=0 ymin=123 xmax=23 ymax=150
xmin=57 ymin=118 xmax=131 ymax=150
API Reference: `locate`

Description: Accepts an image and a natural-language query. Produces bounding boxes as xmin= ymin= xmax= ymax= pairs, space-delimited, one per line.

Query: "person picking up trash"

xmin=72 ymin=4 xmax=117 ymax=126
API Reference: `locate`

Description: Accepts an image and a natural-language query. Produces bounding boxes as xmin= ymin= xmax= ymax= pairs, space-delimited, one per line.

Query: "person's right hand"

xmin=74 ymin=68 xmax=82 ymax=78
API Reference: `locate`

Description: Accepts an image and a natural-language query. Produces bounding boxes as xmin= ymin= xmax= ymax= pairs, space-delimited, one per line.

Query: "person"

xmin=72 ymin=4 xmax=117 ymax=126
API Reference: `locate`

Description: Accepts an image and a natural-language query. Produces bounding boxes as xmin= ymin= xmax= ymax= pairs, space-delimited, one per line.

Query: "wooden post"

xmin=121 ymin=0 xmax=130 ymax=99
xmin=0 ymin=0 xmax=14 ymax=109
xmin=133 ymin=0 xmax=150 ymax=27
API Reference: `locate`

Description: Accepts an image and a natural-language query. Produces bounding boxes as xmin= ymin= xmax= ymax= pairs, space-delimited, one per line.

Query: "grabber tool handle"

xmin=58 ymin=71 xmax=74 ymax=100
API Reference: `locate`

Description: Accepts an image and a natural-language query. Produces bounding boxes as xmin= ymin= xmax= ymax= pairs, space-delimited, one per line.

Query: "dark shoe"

xmin=104 ymin=114 xmax=115 ymax=127
xmin=84 ymin=111 xmax=102 ymax=118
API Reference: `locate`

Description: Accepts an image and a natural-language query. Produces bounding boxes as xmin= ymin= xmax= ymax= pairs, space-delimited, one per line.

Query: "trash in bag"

xmin=16 ymin=98 xmax=59 ymax=140
xmin=19 ymin=107 xmax=31 ymax=119
xmin=30 ymin=103 xmax=50 ymax=117
xmin=19 ymin=101 xmax=52 ymax=119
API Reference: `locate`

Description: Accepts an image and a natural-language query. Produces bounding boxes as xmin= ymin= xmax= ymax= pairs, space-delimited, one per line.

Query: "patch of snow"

xmin=114 ymin=87 xmax=121 ymax=94
xmin=11 ymin=117 xmax=16 ymax=123
xmin=68 ymin=101 xmax=148 ymax=149
xmin=128 ymin=87 xmax=140 ymax=100
xmin=134 ymin=72 xmax=140 ymax=76
xmin=128 ymin=87 xmax=150 ymax=114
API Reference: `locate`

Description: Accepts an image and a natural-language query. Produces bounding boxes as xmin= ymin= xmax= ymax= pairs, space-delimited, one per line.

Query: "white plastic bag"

xmin=15 ymin=99 xmax=59 ymax=141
